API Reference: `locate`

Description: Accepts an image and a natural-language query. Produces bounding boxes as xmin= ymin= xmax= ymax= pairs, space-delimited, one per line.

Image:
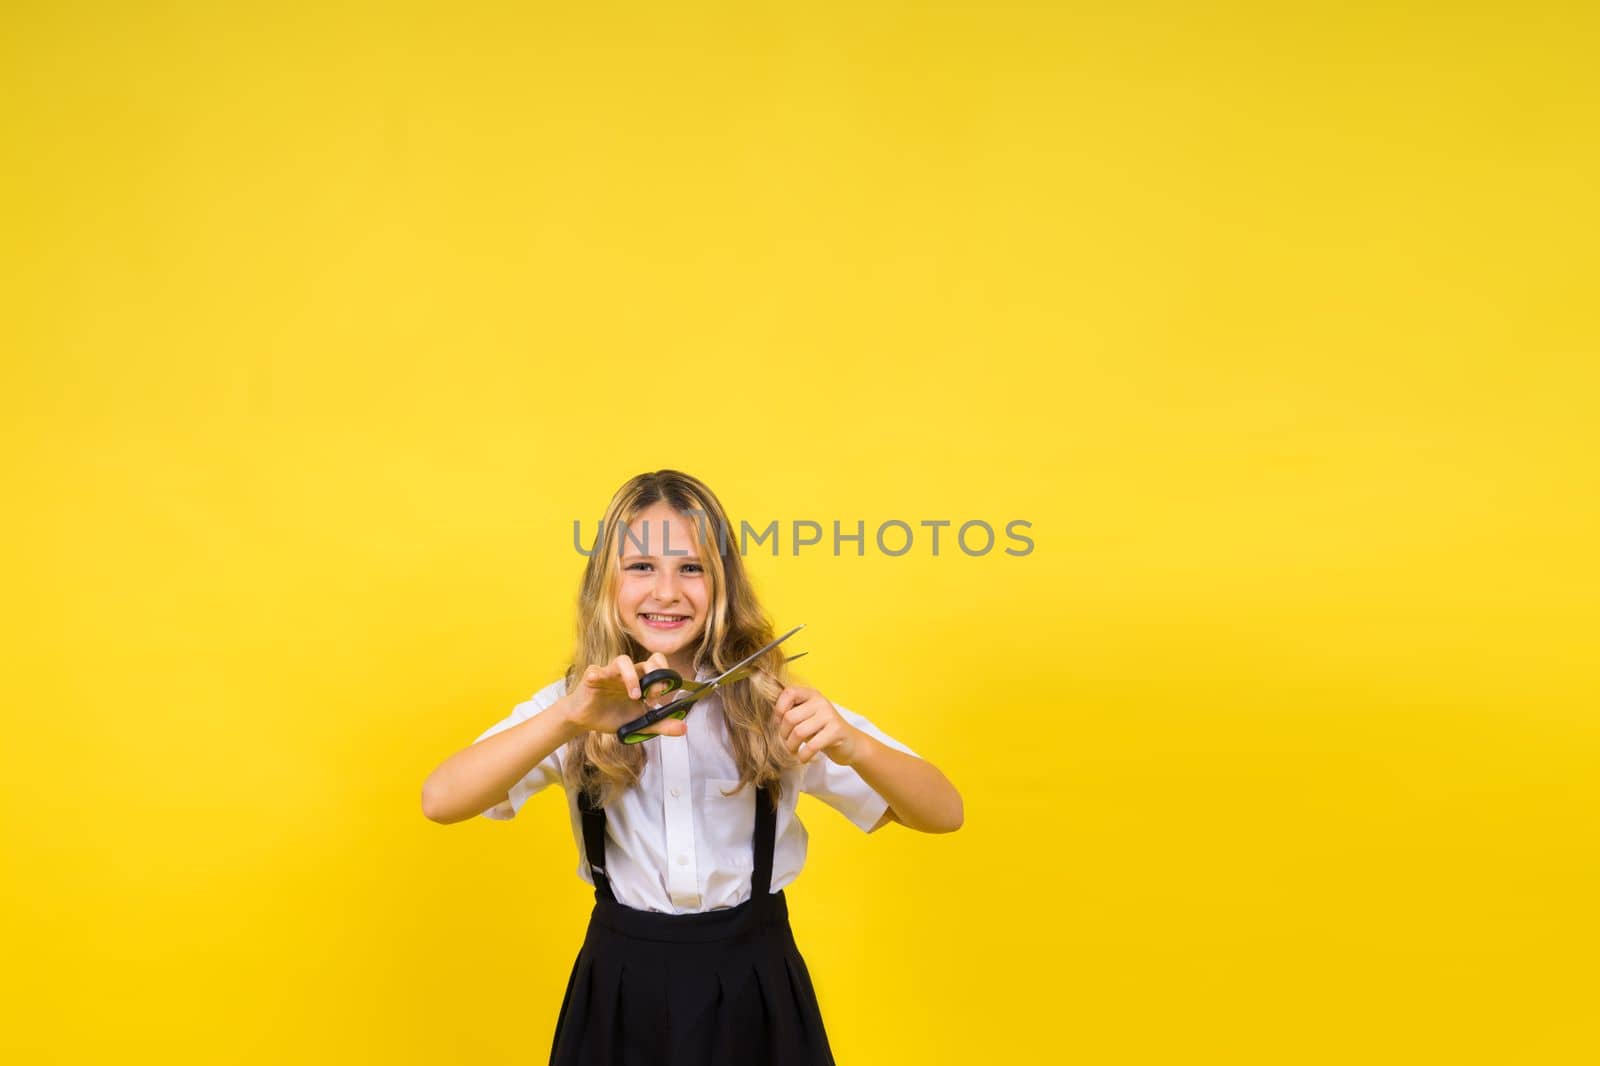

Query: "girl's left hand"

xmin=775 ymin=686 xmax=861 ymax=766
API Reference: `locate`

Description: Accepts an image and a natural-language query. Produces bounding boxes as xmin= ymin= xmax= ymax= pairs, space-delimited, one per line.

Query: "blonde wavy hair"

xmin=562 ymin=470 xmax=800 ymax=807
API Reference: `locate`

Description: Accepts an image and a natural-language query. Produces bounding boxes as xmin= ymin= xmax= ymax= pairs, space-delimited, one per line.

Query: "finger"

xmin=795 ymin=716 xmax=829 ymax=744
xmin=642 ymin=652 xmax=671 ymax=673
xmin=614 ymin=654 xmax=640 ymax=699
xmin=783 ymin=706 xmax=826 ymax=750
xmin=793 ymin=710 xmax=832 ymax=752
xmin=773 ymin=690 xmax=795 ymax=737
xmin=799 ymin=722 xmax=840 ymax=763
xmin=773 ymin=686 xmax=805 ymax=719
xmin=777 ymin=699 xmax=809 ymax=744
xmin=779 ymin=694 xmax=816 ymax=741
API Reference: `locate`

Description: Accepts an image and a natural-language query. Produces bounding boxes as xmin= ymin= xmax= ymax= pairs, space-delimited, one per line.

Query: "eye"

xmin=626 ymin=562 xmax=652 ymax=572
xmin=682 ymin=564 xmax=703 ymax=574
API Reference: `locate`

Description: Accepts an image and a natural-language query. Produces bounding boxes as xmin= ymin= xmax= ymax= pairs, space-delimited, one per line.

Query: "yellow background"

xmin=4 ymin=3 xmax=1597 ymax=1063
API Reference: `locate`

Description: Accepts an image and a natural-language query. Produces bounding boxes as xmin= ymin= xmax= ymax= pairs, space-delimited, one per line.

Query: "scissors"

xmin=618 ymin=624 xmax=807 ymax=744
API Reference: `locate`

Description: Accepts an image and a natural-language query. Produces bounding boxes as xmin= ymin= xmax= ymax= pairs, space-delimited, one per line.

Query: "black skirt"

xmin=549 ymin=785 xmax=836 ymax=1066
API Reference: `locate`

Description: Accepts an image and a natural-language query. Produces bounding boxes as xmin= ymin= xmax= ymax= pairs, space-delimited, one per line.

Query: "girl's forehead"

xmin=615 ymin=505 xmax=706 ymax=558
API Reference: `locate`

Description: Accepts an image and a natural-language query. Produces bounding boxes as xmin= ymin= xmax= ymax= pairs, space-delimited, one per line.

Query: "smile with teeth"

xmin=641 ymin=613 xmax=690 ymax=627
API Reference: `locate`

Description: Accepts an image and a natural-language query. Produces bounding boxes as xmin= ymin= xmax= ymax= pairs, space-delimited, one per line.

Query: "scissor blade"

xmin=704 ymin=624 xmax=805 ymax=688
xmin=705 ymin=651 xmax=808 ymax=691
xmin=668 ymin=652 xmax=808 ymax=700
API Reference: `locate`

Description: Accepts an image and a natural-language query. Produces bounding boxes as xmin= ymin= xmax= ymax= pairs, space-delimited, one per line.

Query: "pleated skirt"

xmin=548 ymin=890 xmax=836 ymax=1066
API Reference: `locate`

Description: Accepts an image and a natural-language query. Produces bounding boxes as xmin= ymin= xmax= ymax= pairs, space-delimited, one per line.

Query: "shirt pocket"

xmin=700 ymin=777 xmax=756 ymax=881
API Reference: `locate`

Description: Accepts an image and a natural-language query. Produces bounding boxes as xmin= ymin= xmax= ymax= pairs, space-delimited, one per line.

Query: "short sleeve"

xmin=800 ymin=702 xmax=919 ymax=833
xmin=472 ymin=678 xmax=568 ymax=821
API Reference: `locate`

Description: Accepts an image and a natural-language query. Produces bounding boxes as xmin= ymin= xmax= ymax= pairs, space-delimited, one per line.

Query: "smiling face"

xmin=614 ymin=501 xmax=711 ymax=676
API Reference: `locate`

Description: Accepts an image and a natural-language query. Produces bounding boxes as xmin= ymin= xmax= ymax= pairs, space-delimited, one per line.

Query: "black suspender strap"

xmin=752 ymin=784 xmax=776 ymax=904
xmin=576 ymin=787 xmax=617 ymax=903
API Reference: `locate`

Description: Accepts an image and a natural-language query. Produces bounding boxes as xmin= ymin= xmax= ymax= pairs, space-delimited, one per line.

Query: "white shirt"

xmin=473 ymin=671 xmax=917 ymax=914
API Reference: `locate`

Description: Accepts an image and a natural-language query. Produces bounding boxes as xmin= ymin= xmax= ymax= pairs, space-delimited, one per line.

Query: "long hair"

xmin=562 ymin=470 xmax=799 ymax=807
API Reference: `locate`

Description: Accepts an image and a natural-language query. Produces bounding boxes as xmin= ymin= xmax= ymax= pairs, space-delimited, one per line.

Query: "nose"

xmin=653 ymin=566 xmax=680 ymax=604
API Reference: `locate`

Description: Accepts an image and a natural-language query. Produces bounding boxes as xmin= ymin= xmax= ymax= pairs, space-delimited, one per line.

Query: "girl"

xmin=422 ymin=469 xmax=963 ymax=1066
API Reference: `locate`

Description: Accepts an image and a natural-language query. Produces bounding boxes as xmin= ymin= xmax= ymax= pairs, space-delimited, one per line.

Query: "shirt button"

xmin=676 ymin=854 xmax=688 ymax=866
xmin=670 ymin=787 xmax=681 ymax=798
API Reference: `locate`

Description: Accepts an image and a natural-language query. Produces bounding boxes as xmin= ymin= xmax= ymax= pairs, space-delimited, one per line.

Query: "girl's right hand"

xmin=561 ymin=653 xmax=689 ymax=739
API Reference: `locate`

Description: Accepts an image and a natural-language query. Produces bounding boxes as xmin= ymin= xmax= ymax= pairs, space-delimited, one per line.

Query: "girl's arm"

xmin=422 ymin=695 xmax=582 ymax=824
xmin=843 ymin=729 xmax=964 ymax=834
xmin=422 ymin=653 xmax=683 ymax=824
xmin=774 ymin=687 xmax=964 ymax=834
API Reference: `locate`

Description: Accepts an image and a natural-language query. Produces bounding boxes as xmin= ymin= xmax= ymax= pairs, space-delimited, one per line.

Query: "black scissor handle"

xmin=637 ymin=668 xmax=683 ymax=700
xmin=618 ymin=669 xmax=690 ymax=744
xmin=618 ymin=701 xmax=694 ymax=744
